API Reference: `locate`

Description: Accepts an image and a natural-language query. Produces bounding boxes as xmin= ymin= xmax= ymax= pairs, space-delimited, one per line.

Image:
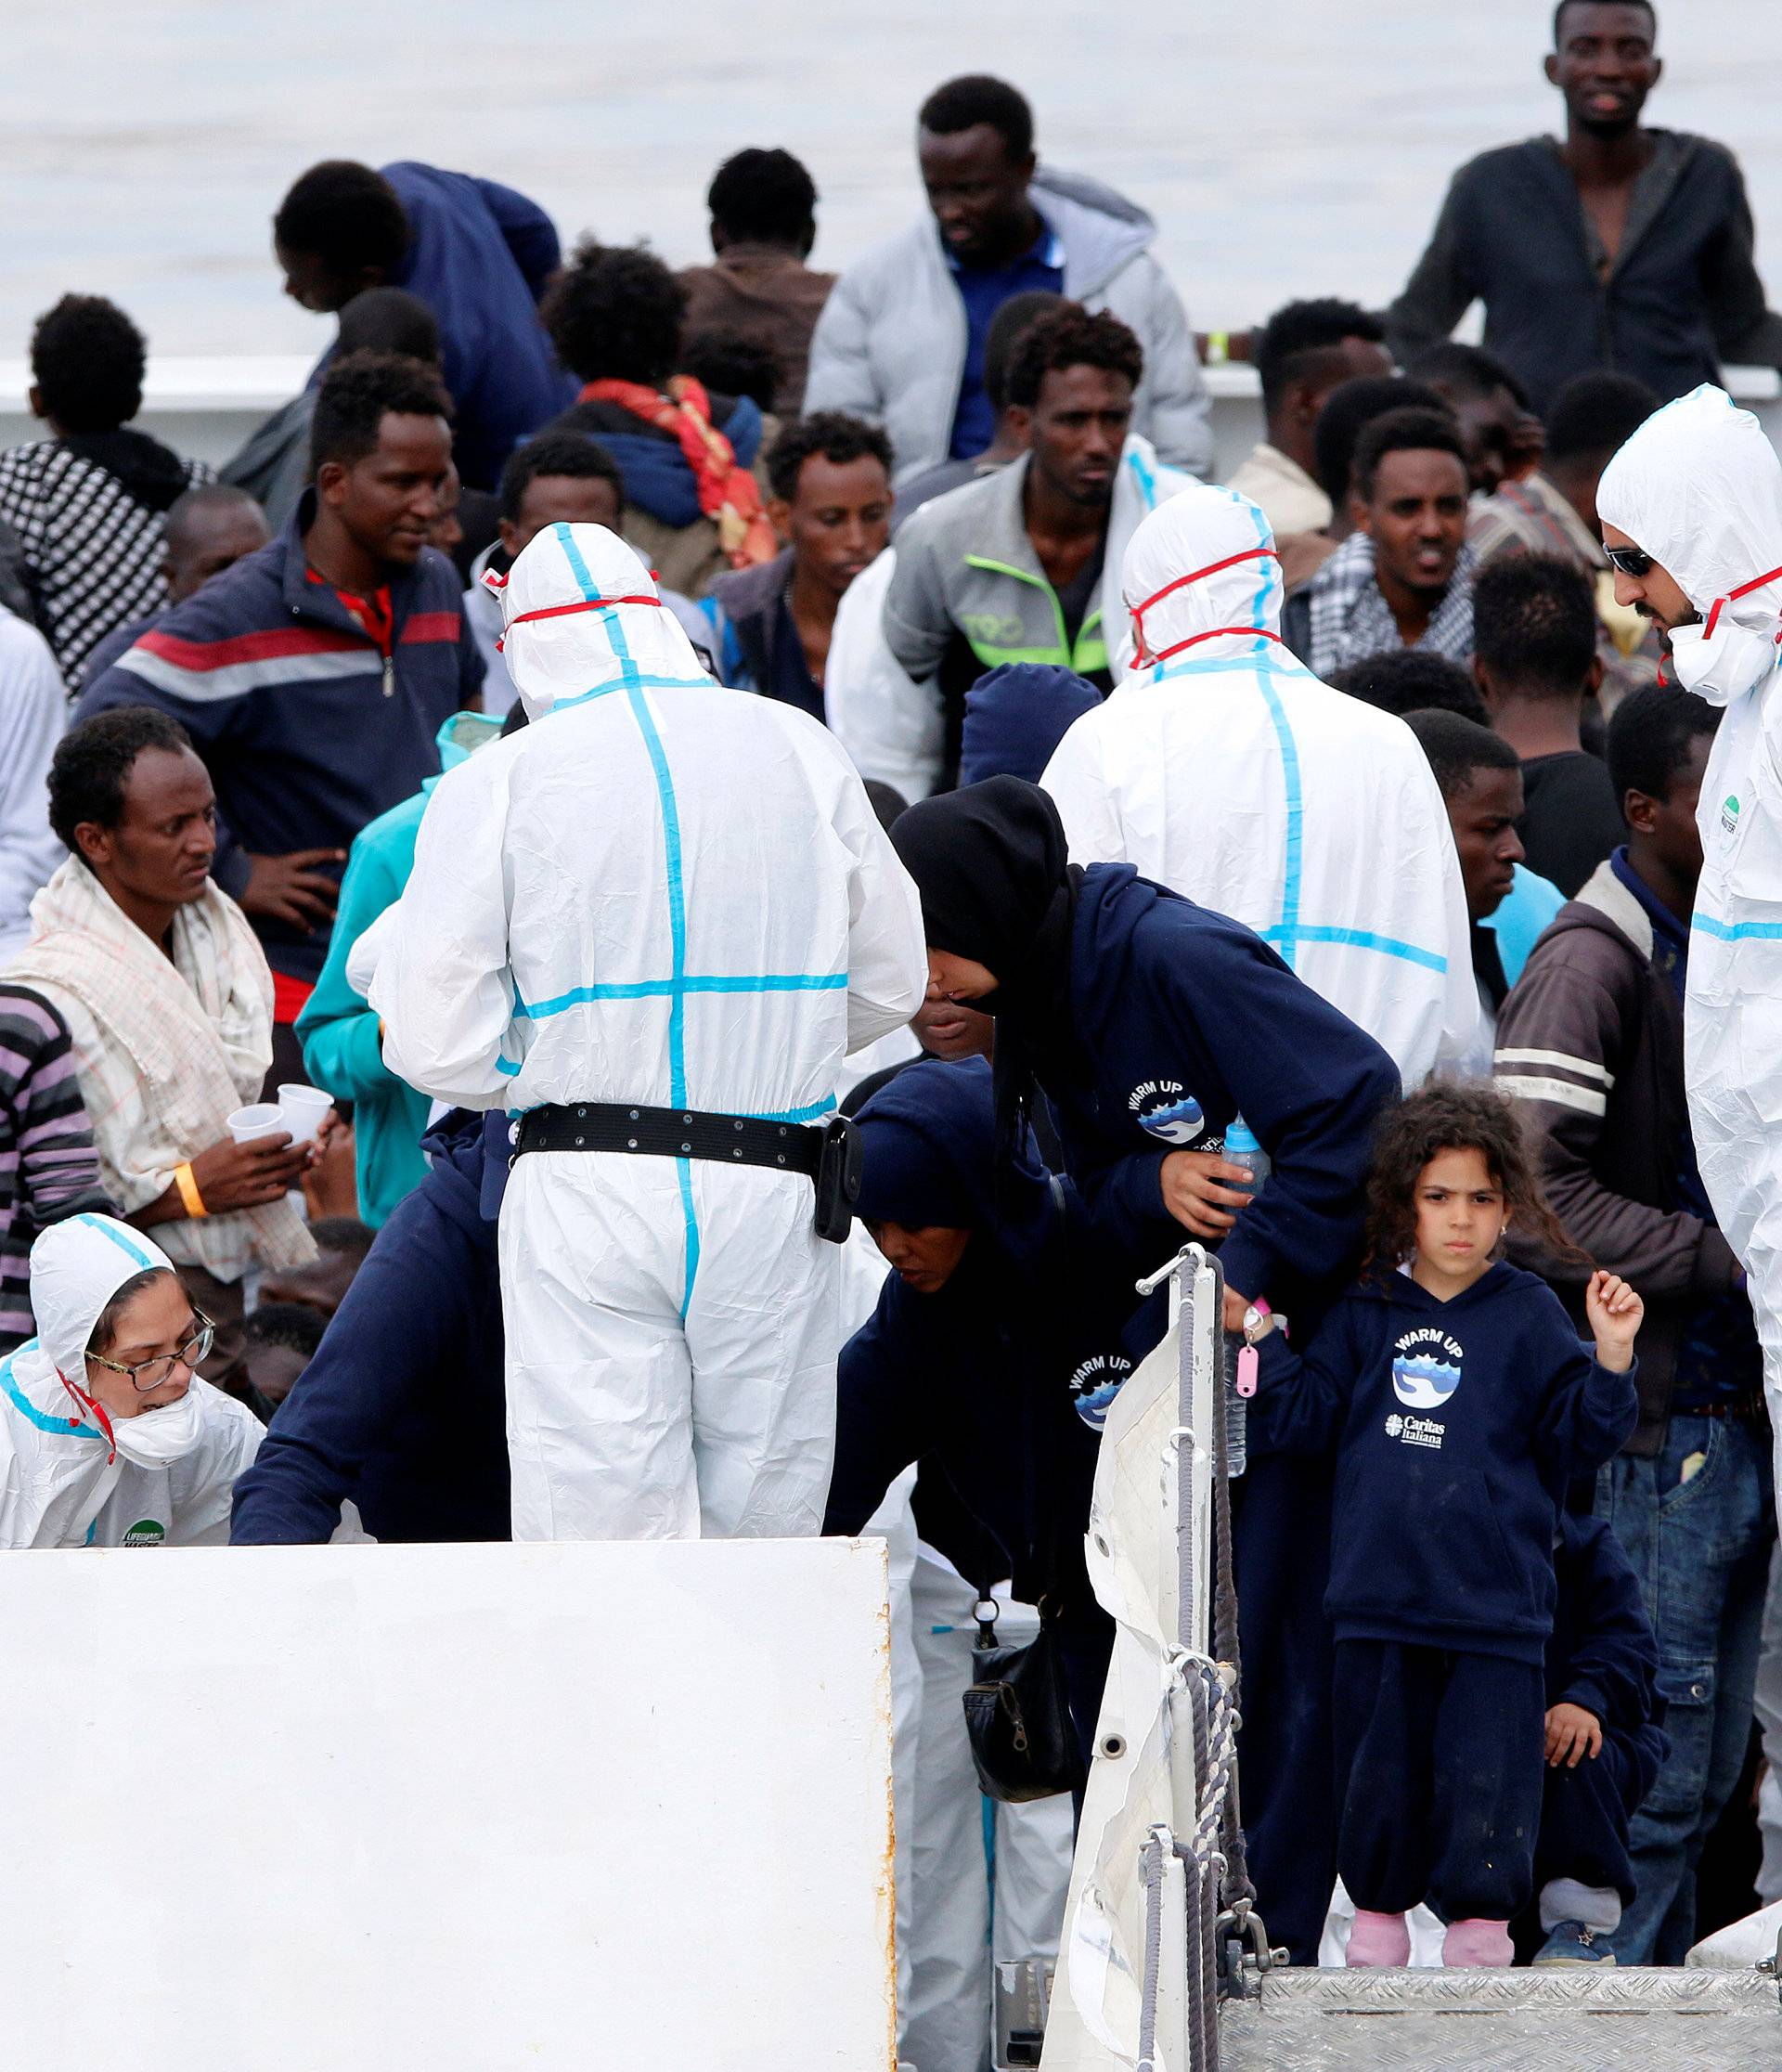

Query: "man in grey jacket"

xmin=805 ymin=74 xmax=1210 ymax=483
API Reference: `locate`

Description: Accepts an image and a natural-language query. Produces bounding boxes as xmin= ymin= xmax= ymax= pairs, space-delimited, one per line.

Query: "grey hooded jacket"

xmin=805 ymin=166 xmax=1212 ymax=483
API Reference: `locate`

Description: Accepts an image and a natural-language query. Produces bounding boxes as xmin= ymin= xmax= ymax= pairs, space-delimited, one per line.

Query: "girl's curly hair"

xmin=1362 ymin=1081 xmax=1586 ymax=1281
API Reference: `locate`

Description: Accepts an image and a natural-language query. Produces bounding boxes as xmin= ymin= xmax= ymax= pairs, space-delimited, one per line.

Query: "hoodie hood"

xmin=1359 ymin=1260 xmax=1537 ymax=1319
xmin=960 ymin=663 xmax=1101 ymax=786
xmin=60 ymin=426 xmax=189 ymax=515
xmin=1030 ymin=165 xmax=1156 ymax=297
xmin=1597 ymin=384 xmax=1782 ymax=707
xmin=854 ymin=1056 xmax=1052 ymax=1263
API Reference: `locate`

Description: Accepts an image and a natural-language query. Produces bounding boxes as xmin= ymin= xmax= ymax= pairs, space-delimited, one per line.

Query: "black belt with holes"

xmin=514 ymin=1101 xmax=825 ymax=1179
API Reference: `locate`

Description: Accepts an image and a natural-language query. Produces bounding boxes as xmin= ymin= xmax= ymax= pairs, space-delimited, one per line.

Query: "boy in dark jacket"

xmin=1495 ymin=684 xmax=1776 ymax=1962
xmin=1533 ymin=1511 xmax=1668 ymax=1964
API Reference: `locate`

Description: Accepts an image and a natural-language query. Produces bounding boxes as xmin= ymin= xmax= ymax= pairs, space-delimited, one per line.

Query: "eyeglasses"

xmin=86 ymin=1311 xmax=215 ymax=1392
xmin=1605 ymin=543 xmax=1653 ymax=578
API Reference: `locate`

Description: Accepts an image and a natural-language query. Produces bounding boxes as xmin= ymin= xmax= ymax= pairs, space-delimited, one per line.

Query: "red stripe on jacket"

xmin=136 ymin=626 xmax=368 ymax=671
xmin=399 ymin=611 xmax=463 ymax=644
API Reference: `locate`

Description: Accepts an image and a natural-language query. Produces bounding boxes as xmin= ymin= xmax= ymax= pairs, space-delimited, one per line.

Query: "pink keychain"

xmin=1234 ymin=1300 xmax=1287 ymax=1398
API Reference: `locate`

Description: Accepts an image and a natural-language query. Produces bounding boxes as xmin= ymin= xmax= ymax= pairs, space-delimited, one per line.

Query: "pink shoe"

xmin=1347 ymin=1909 xmax=1411 ymax=1966
xmin=1442 ymin=1917 xmax=1513 ymax=1967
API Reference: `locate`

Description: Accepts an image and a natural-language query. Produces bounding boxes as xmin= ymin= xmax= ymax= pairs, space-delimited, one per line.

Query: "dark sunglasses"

xmin=1605 ymin=543 xmax=1653 ymax=578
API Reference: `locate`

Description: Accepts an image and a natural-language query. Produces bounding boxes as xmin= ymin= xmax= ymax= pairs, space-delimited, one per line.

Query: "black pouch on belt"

xmin=812 ymin=1114 xmax=863 ymax=1245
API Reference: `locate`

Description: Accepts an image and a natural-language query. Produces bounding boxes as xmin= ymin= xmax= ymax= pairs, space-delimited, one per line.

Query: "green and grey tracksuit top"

xmin=879 ymin=440 xmax=1192 ymax=782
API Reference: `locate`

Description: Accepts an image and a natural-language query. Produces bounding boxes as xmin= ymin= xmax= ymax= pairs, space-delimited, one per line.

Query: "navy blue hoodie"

xmin=379 ymin=163 xmax=574 ymax=489
xmin=1046 ymin=866 xmax=1401 ymax=1304
xmin=825 ymin=1056 xmax=1143 ymax=1610
xmin=1547 ymin=1512 xmax=1665 ymax=1765
xmin=1253 ymin=1263 xmax=1638 ymax=1662
xmin=230 ymin=1110 xmax=509 ymax=1544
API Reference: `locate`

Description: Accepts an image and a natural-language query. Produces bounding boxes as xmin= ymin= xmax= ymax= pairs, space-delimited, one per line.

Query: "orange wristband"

xmin=174 ymin=1161 xmax=208 ymax=1219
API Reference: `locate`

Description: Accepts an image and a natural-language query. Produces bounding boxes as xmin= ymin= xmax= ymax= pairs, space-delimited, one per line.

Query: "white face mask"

xmin=107 ymin=1382 xmax=207 ymax=1469
xmin=1668 ymin=617 xmax=1781 ymax=708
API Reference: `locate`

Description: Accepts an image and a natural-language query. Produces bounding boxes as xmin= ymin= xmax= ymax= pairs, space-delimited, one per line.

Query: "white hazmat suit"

xmin=0 ymin=1214 xmax=261 ymax=1548
xmin=1599 ymin=384 xmax=1782 ymax=1480
xmin=368 ymin=524 xmax=927 ymax=1541
xmin=1040 ymin=484 xmax=1479 ymax=1086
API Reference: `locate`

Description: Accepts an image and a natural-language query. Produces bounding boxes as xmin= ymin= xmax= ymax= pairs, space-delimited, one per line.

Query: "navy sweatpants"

xmin=1233 ymin=1456 xmax=1336 ymax=1963
xmin=1533 ymin=1729 xmax=1657 ymax=1906
xmin=1334 ymin=1638 xmax=1546 ymax=1921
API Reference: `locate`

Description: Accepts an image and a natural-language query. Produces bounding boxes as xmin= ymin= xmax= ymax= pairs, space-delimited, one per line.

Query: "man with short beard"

xmin=1597 ymin=383 xmax=1782 ymax=1540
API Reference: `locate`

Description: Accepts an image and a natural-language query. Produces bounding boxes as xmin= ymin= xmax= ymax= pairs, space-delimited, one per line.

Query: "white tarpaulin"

xmin=0 ymin=1538 xmax=896 ymax=2072
xmin=1043 ymin=1255 xmax=1220 ymax=2071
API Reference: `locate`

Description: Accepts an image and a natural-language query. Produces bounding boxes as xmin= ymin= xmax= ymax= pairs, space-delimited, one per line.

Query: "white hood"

xmin=498 ymin=522 xmax=707 ymax=719
xmin=1120 ymin=483 xmax=1281 ymax=666
xmin=31 ymin=1213 xmax=174 ymax=1387
xmin=1597 ymin=383 xmax=1782 ymax=706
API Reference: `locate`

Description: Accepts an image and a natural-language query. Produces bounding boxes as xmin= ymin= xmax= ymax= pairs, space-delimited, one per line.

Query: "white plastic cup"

xmin=277 ymin=1082 xmax=334 ymax=1147
xmin=227 ymin=1103 xmax=287 ymax=1146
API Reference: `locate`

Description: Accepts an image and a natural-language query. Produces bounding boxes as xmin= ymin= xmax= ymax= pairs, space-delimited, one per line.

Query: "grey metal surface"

xmin=1219 ymin=1965 xmax=1782 ymax=2070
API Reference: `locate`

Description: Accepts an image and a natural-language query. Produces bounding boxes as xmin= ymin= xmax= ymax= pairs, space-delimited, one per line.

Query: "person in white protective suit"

xmin=367 ymin=523 xmax=927 ymax=1541
xmin=825 ymin=433 xmax=1195 ymax=803
xmin=0 ymin=1212 xmax=262 ymax=1548
xmin=1598 ymin=383 xmax=1782 ymax=1494
xmin=1040 ymin=482 xmax=1479 ymax=1094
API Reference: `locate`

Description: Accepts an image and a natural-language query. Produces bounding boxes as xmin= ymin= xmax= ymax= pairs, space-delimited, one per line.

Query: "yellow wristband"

xmin=174 ymin=1161 xmax=208 ymax=1220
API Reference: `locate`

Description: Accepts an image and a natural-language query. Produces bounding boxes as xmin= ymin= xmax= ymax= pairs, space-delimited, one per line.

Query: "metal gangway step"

xmin=1220 ymin=1964 xmax=1780 ymax=2070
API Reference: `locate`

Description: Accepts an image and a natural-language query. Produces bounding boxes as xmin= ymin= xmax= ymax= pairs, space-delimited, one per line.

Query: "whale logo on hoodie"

xmin=1391 ymin=1353 xmax=1462 ymax=1410
xmin=1133 ymin=1094 xmax=1206 ymax=1146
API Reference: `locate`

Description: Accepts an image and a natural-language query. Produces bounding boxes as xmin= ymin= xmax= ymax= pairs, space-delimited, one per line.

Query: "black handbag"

xmin=962 ymin=1595 xmax=1088 ymax=1804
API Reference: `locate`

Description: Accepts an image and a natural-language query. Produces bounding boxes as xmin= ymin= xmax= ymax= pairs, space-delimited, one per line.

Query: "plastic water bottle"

xmin=1221 ymin=1118 xmax=1270 ymax=1479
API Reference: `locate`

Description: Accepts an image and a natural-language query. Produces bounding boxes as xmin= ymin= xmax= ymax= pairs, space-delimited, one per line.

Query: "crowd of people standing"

xmin=2 ymin=3 xmax=1782 ymax=2060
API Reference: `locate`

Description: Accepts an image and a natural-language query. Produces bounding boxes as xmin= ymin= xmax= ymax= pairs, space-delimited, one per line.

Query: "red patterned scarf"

xmin=579 ymin=375 xmax=778 ymax=568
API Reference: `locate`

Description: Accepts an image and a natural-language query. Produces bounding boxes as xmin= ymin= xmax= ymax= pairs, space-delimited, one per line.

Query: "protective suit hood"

xmin=1597 ymin=384 xmax=1782 ymax=707
xmin=31 ymin=1213 xmax=176 ymax=1389
xmin=497 ymin=521 xmax=708 ymax=719
xmin=1121 ymin=483 xmax=1281 ymax=666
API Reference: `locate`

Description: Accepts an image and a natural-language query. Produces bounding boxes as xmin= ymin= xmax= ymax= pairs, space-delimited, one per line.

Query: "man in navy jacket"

xmin=79 ymin=353 xmax=483 ymax=1042
xmin=231 ymin=1108 xmax=509 ymax=1545
xmin=271 ymin=158 xmax=573 ymax=490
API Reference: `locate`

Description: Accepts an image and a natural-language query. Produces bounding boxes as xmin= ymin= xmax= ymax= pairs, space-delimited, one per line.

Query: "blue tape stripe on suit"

xmin=555 ymin=525 xmax=701 ymax=1316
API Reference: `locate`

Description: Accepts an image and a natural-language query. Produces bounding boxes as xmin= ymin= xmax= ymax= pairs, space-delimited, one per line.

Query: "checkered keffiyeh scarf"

xmin=1304 ymin=529 xmax=1477 ymax=680
xmin=0 ymin=440 xmax=212 ymax=681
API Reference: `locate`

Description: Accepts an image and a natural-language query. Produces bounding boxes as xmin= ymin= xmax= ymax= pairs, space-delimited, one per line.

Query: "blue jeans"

xmin=1595 ymin=1412 xmax=1776 ymax=1962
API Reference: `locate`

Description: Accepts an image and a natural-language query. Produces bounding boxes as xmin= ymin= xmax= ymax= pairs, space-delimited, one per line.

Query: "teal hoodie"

xmin=295 ymin=713 xmax=500 ymax=1226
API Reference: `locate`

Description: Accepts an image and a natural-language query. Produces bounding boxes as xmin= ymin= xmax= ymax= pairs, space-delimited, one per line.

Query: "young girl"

xmin=1249 ymin=1081 xmax=1642 ymax=1969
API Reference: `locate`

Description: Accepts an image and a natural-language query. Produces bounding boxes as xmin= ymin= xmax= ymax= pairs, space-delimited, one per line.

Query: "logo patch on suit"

xmin=122 ymin=1518 xmax=166 ymax=1547
xmin=1069 ymin=1353 xmax=1134 ymax=1431
xmin=1128 ymin=1080 xmax=1205 ymax=1146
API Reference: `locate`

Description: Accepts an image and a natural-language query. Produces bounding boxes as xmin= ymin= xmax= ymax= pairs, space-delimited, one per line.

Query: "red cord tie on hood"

xmin=494 ymin=591 xmax=665 ymax=652
xmin=1703 ymin=563 xmax=1782 ymax=640
xmin=1129 ymin=546 xmax=1281 ymax=663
